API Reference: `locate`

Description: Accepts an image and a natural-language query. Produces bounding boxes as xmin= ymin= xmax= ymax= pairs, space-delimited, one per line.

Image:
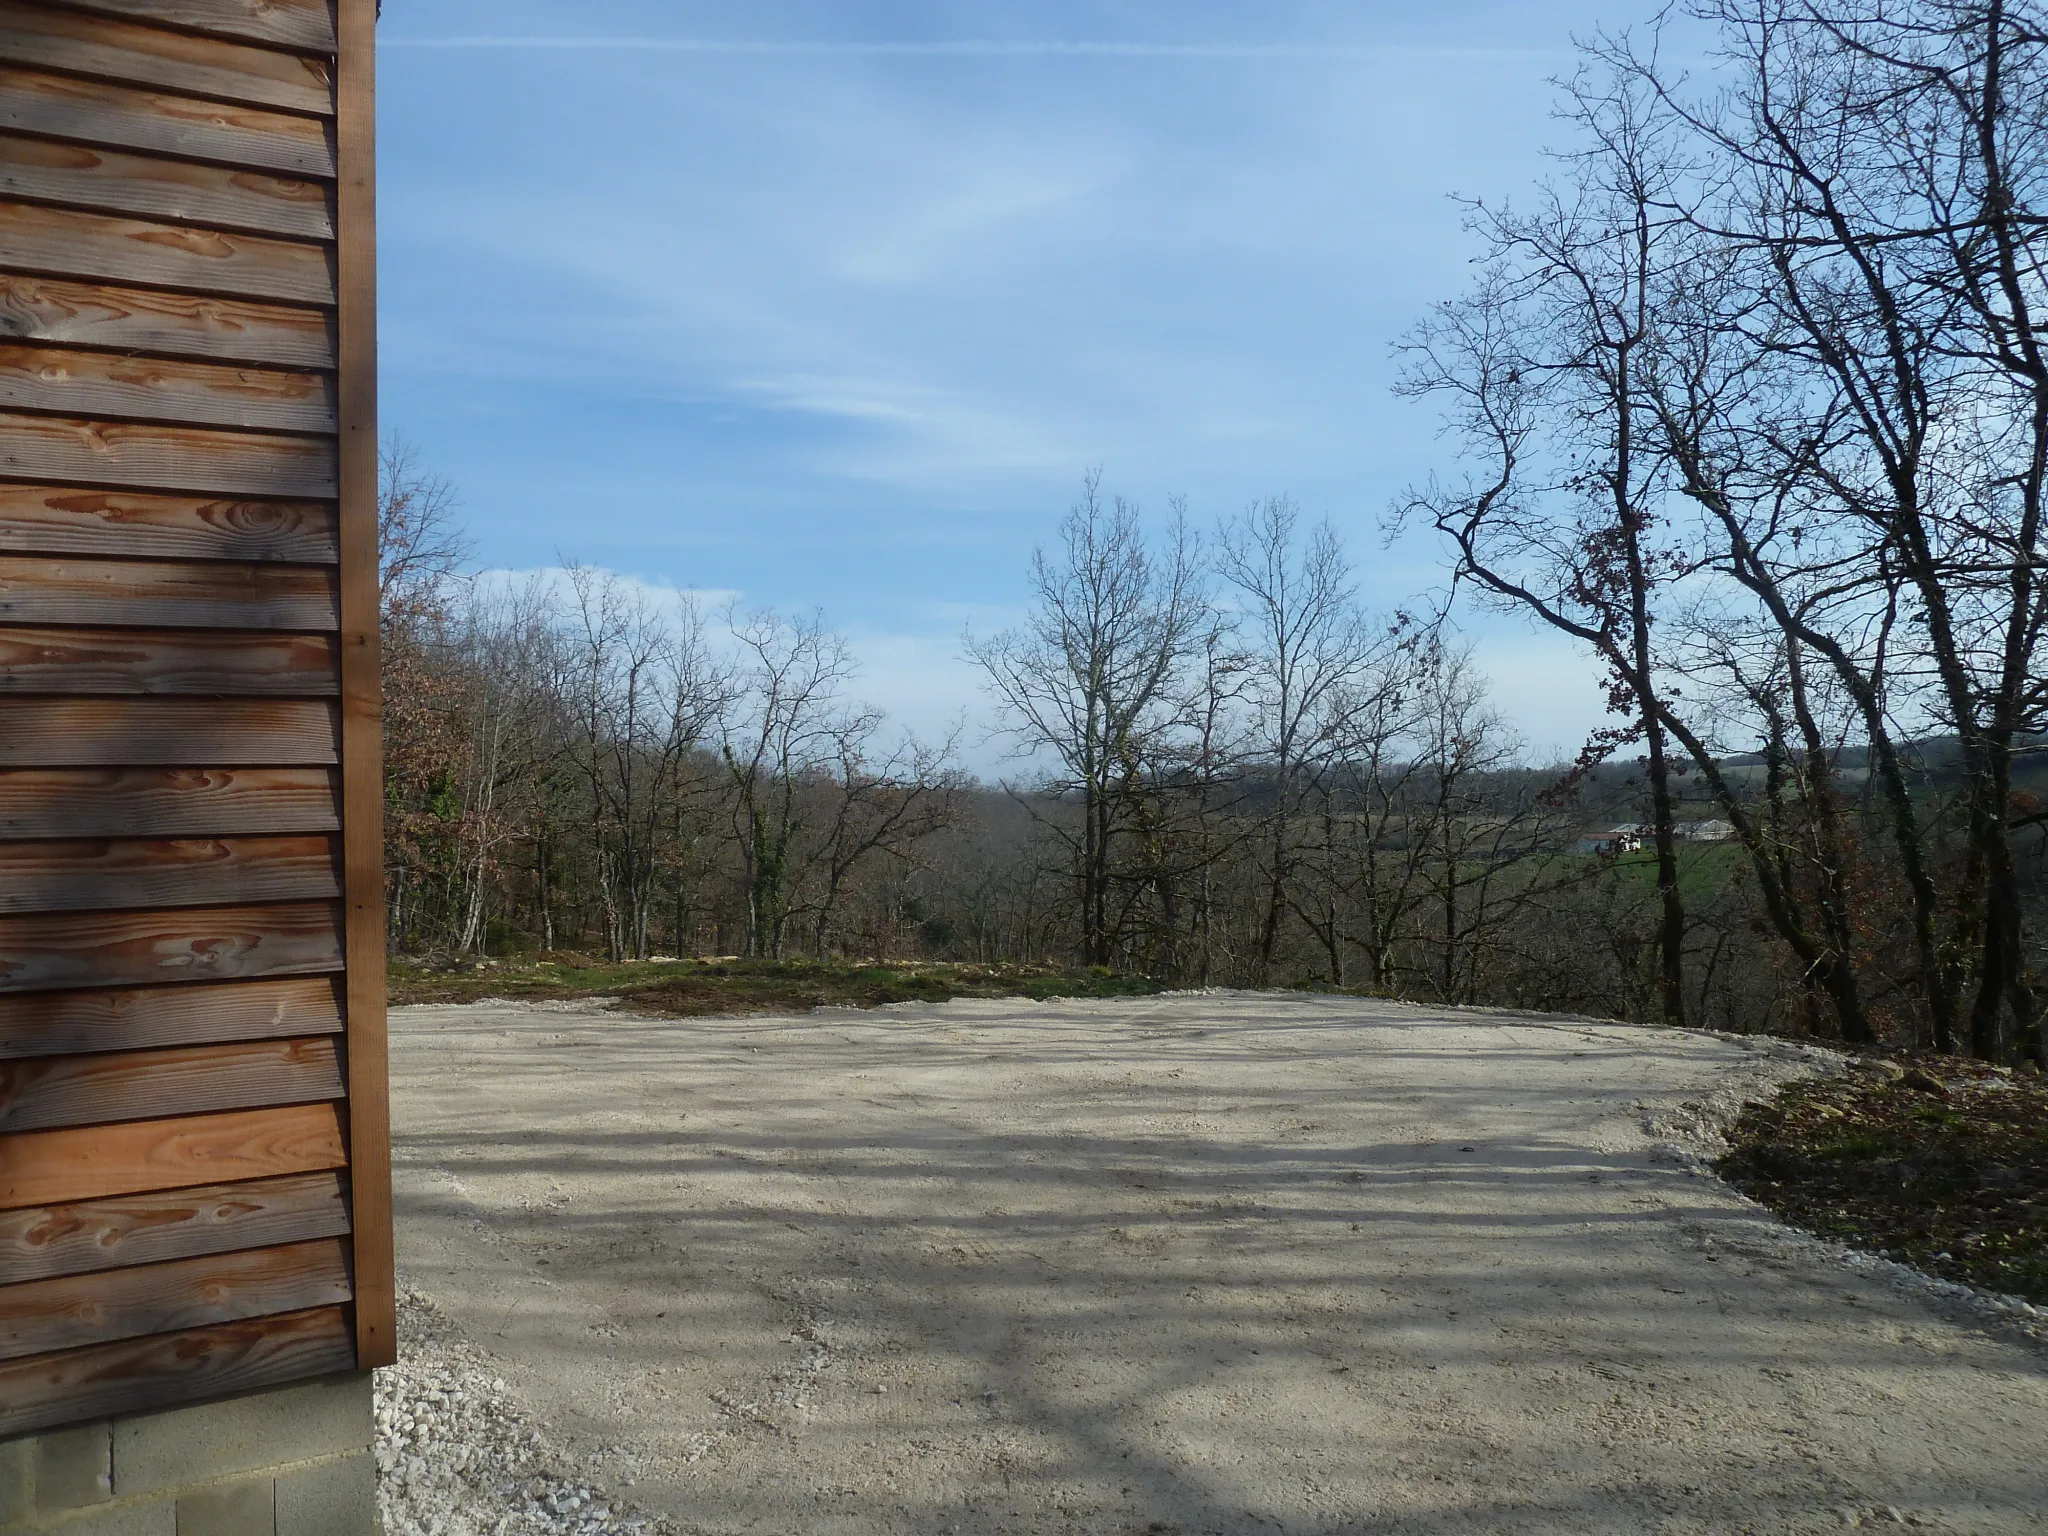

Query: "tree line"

xmin=380 ymin=445 xmax=961 ymax=966
xmin=380 ymin=0 xmax=2047 ymax=1064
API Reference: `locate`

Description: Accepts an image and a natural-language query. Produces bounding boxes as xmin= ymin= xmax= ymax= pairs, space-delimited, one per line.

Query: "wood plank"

xmin=0 ymin=343 xmax=333 ymax=434
xmin=0 ymin=484 xmax=334 ymax=560
xmin=0 ymin=975 xmax=340 ymax=1059
xmin=45 ymin=1 xmax=337 ymax=56
xmin=0 ymin=1035 xmax=342 ymax=1133
xmin=0 ymin=1100 xmax=345 ymax=1208
xmin=0 ymin=1303 xmax=354 ymax=1438
xmin=0 ymin=1170 xmax=347 ymax=1284
xmin=0 ymin=834 xmax=339 ymax=914
xmin=0 ymin=413 xmax=335 ymax=497
xmin=0 ymin=699 xmax=338 ymax=764
xmin=0 ymin=274 xmax=334 ymax=372
xmin=0 ymin=767 xmax=339 ymax=840
xmin=0 ymin=2 xmax=334 ymax=116
xmin=0 ymin=554 xmax=337 ymax=626
xmin=0 ymin=67 xmax=333 ymax=179
xmin=0 ymin=132 xmax=330 ymax=238
xmin=0 ymin=628 xmax=337 ymax=693
xmin=0 ymin=900 xmax=343 ymax=994
xmin=0 ymin=201 xmax=334 ymax=305
xmin=335 ymin=0 xmax=387 ymax=1372
xmin=0 ymin=1234 xmax=349 ymax=1361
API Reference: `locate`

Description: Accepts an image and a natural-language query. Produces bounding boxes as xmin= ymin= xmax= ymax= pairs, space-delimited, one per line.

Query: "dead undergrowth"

xmin=1719 ymin=1057 xmax=2048 ymax=1304
xmin=390 ymin=954 xmax=1161 ymax=1016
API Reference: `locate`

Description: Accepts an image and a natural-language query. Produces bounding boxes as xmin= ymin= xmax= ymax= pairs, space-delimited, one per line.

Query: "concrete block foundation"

xmin=0 ymin=1376 xmax=375 ymax=1536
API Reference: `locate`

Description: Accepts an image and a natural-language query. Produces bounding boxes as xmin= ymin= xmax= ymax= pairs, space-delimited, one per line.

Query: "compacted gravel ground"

xmin=381 ymin=992 xmax=2048 ymax=1535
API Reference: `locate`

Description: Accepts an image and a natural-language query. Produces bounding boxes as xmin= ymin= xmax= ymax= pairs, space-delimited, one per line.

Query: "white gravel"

xmin=376 ymin=1289 xmax=671 ymax=1536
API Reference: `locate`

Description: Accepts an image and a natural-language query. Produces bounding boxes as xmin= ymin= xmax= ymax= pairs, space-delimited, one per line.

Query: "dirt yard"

xmin=387 ymin=992 xmax=2048 ymax=1535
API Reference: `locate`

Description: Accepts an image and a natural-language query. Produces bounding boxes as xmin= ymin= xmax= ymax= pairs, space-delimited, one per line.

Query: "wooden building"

xmin=0 ymin=0 xmax=391 ymax=1484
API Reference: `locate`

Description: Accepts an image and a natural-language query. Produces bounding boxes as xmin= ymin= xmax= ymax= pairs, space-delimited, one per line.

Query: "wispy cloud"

xmin=384 ymin=37 xmax=1563 ymax=62
xmin=736 ymin=375 xmax=928 ymax=426
xmin=378 ymin=0 xmax=1626 ymax=762
xmin=471 ymin=565 xmax=742 ymax=619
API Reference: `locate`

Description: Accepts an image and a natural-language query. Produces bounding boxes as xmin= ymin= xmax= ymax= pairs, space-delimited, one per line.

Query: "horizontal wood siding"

xmin=0 ymin=485 xmax=337 ymax=559
xmin=0 ymin=627 xmax=337 ymax=692
xmin=0 ymin=343 xmax=338 ymax=433
xmin=0 ymin=200 xmax=333 ymax=303
xmin=0 ymin=1234 xmax=351 ymax=1359
xmin=0 ymin=1304 xmax=356 ymax=1437
xmin=0 ymin=67 xmax=335 ymax=177
xmin=0 ymin=3 xmax=334 ymax=115
xmin=0 ymin=273 xmax=336 ymax=370
xmin=0 ymin=834 xmax=341 ymax=912
xmin=49 ymin=1 xmax=338 ymax=55
xmin=0 ymin=554 xmax=339 ymax=625
xmin=0 ymin=699 xmax=339 ymax=763
xmin=0 ymin=1101 xmax=347 ymax=1209
xmin=0 ymin=131 xmax=332 ymax=237
xmin=0 ymin=0 xmax=381 ymax=1436
xmin=0 ymin=1036 xmax=343 ymax=1132
xmin=0 ymin=412 xmax=336 ymax=496
xmin=0 ymin=1170 xmax=350 ymax=1284
xmin=0 ymin=975 xmax=343 ymax=1058
xmin=0 ymin=767 xmax=340 ymax=839
xmin=0 ymin=900 xmax=344 ymax=993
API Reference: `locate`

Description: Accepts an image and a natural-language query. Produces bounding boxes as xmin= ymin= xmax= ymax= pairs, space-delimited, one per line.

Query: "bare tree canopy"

xmin=1398 ymin=0 xmax=2048 ymax=1062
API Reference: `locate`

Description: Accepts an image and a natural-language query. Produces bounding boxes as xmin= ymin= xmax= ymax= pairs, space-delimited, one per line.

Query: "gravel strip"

xmin=376 ymin=1289 xmax=673 ymax=1536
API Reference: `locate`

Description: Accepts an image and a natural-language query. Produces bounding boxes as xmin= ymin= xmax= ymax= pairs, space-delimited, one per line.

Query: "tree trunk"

xmin=1616 ymin=325 xmax=1686 ymax=1029
xmin=1643 ymin=721 xmax=1686 ymax=1028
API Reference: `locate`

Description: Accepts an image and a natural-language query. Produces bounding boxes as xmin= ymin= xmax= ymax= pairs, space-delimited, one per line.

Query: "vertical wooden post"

xmin=335 ymin=0 xmax=395 ymax=1370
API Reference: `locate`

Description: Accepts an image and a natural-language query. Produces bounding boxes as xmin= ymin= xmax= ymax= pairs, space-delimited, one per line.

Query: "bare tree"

xmin=446 ymin=578 xmax=560 ymax=953
xmin=806 ymin=727 xmax=966 ymax=956
xmin=1298 ymin=633 xmax=1430 ymax=989
xmin=379 ymin=438 xmax=477 ymax=949
xmin=1600 ymin=0 xmax=2048 ymax=1058
xmin=719 ymin=607 xmax=868 ymax=959
xmin=562 ymin=569 xmax=726 ymax=960
xmin=1149 ymin=619 xmax=1252 ymax=983
xmin=1397 ymin=3 xmax=2048 ymax=1059
xmin=1395 ymin=65 xmax=1704 ymax=1026
xmin=1218 ymin=498 xmax=1401 ymax=982
xmin=968 ymin=476 xmax=1205 ymax=966
xmin=1401 ymin=644 xmax=1529 ymax=1001
xmin=379 ymin=437 xmax=472 ymax=623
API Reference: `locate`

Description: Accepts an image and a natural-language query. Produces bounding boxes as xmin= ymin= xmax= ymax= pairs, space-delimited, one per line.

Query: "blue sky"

xmin=378 ymin=1 xmax=1636 ymax=766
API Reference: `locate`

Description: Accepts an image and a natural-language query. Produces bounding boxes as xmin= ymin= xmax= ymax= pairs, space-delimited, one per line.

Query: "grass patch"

xmin=389 ymin=954 xmax=1162 ymax=1017
xmin=1718 ymin=1060 xmax=2048 ymax=1303
xmin=1600 ymin=841 xmax=1751 ymax=900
